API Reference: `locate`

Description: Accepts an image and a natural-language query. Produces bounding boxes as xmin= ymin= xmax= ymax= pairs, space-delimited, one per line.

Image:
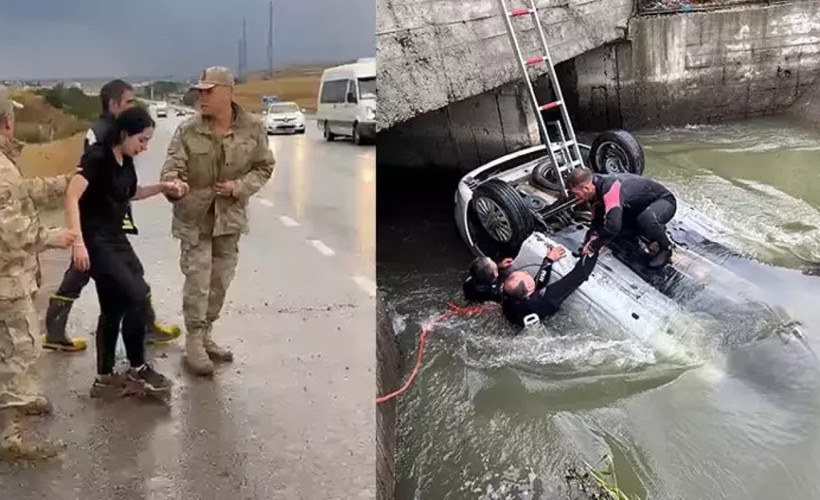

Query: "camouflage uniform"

xmin=0 ymin=108 xmax=69 ymax=459
xmin=160 ymin=98 xmax=275 ymax=375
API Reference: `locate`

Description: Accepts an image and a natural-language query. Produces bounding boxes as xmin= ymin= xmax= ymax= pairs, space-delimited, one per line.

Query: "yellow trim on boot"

xmin=50 ymin=295 xmax=76 ymax=303
xmin=146 ymin=323 xmax=182 ymax=345
xmin=41 ymin=336 xmax=87 ymax=352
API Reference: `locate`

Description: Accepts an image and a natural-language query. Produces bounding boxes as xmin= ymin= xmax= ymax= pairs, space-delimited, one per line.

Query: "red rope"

xmin=376 ymin=302 xmax=492 ymax=404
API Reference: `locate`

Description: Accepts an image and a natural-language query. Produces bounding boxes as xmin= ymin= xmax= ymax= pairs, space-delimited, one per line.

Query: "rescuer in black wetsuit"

xmin=567 ymin=167 xmax=677 ymax=268
xmin=501 ymin=246 xmax=599 ymax=327
xmin=462 ymin=256 xmax=514 ymax=303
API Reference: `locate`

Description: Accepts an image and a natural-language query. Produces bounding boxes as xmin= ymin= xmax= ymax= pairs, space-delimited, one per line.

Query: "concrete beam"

xmin=377 ymin=0 xmax=635 ymax=131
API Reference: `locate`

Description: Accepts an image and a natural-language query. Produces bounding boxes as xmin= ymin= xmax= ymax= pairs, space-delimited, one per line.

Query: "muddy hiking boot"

xmin=184 ymin=329 xmax=215 ymax=376
xmin=203 ymin=326 xmax=233 ymax=363
xmin=127 ymin=364 xmax=173 ymax=393
xmin=143 ymin=296 xmax=182 ymax=346
xmin=0 ymin=409 xmax=62 ymax=462
xmin=89 ymin=373 xmax=128 ymax=399
xmin=42 ymin=297 xmax=88 ymax=352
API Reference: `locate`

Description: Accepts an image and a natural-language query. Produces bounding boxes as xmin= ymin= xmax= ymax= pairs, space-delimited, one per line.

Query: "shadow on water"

xmin=379 ymin=116 xmax=820 ymax=499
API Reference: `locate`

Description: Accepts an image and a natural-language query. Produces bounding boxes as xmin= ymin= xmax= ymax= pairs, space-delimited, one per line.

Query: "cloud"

xmin=0 ymin=0 xmax=375 ymax=79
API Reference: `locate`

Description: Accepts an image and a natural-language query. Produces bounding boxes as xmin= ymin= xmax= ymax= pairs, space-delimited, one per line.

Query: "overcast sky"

xmin=0 ymin=0 xmax=375 ymax=79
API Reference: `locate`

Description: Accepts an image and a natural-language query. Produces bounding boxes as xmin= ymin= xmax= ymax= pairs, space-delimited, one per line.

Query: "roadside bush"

xmin=35 ymin=84 xmax=98 ymax=122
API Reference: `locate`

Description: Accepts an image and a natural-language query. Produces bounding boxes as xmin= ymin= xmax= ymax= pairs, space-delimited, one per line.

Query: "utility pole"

xmin=237 ymin=37 xmax=243 ymax=78
xmin=242 ymin=18 xmax=248 ymax=80
xmin=267 ymin=1 xmax=274 ymax=78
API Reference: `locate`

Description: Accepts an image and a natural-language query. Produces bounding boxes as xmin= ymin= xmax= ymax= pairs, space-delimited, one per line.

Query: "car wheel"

xmin=531 ymin=153 xmax=569 ymax=193
xmin=468 ymin=179 xmax=535 ymax=256
xmin=323 ymin=121 xmax=335 ymax=142
xmin=589 ymin=130 xmax=645 ymax=176
xmin=353 ymin=123 xmax=364 ymax=145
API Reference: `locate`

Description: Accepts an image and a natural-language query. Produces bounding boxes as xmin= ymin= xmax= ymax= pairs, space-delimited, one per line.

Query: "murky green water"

xmin=378 ymin=115 xmax=820 ymax=500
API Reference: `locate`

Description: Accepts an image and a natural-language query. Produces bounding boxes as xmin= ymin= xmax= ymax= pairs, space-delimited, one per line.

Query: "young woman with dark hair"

xmin=64 ymin=106 xmax=189 ymax=398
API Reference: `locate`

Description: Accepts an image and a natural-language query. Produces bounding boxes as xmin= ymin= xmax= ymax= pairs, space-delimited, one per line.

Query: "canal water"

xmin=377 ymin=115 xmax=820 ymax=499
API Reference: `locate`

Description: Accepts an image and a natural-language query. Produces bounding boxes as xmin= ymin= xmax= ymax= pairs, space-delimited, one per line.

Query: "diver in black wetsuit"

xmin=462 ymin=256 xmax=514 ymax=303
xmin=501 ymin=245 xmax=599 ymax=327
xmin=568 ymin=167 xmax=677 ymax=268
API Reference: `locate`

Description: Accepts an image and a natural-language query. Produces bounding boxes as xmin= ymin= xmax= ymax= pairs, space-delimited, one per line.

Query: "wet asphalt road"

xmin=0 ymin=114 xmax=376 ymax=499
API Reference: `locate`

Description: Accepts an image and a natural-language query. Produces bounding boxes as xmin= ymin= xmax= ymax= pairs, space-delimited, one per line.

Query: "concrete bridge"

xmin=378 ymin=0 xmax=820 ymax=170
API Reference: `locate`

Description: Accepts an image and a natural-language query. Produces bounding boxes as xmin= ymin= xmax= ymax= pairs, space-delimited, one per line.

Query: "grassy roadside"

xmin=234 ymin=68 xmax=323 ymax=112
xmin=18 ymin=133 xmax=84 ymax=178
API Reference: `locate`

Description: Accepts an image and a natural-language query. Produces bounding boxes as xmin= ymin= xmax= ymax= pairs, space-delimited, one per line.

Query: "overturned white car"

xmin=454 ymin=129 xmax=809 ymax=355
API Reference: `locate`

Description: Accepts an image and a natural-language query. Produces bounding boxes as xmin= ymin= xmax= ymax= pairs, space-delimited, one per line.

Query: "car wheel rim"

xmin=596 ymin=141 xmax=630 ymax=174
xmin=474 ymin=197 xmax=513 ymax=243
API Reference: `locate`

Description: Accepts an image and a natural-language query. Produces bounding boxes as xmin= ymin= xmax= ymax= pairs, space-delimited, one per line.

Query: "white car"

xmin=155 ymin=101 xmax=168 ymax=118
xmin=315 ymin=58 xmax=376 ymax=145
xmin=264 ymin=102 xmax=306 ymax=135
xmin=455 ymin=129 xmax=810 ymax=353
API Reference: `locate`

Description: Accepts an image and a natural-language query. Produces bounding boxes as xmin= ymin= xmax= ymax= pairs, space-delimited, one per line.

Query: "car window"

xmin=358 ymin=77 xmax=376 ymax=100
xmin=320 ymin=79 xmax=347 ymax=104
xmin=267 ymin=103 xmax=299 ymax=113
xmin=346 ymin=80 xmax=358 ymax=103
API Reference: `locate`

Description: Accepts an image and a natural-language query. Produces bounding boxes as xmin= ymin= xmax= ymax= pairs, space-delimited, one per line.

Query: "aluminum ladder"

xmin=497 ymin=0 xmax=586 ymax=197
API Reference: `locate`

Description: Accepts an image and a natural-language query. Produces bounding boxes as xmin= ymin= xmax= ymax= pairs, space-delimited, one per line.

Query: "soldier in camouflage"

xmin=0 ymin=85 xmax=74 ymax=460
xmin=160 ymin=67 xmax=275 ymax=376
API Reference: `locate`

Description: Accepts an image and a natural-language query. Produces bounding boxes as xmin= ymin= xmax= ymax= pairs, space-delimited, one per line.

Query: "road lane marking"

xmin=308 ymin=239 xmax=336 ymax=256
xmin=256 ymin=198 xmax=274 ymax=207
xmin=279 ymin=215 xmax=300 ymax=227
xmin=352 ymin=276 xmax=376 ymax=297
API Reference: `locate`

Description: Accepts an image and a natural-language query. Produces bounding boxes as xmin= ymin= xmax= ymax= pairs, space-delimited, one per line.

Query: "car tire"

xmin=323 ymin=121 xmax=335 ymax=142
xmin=531 ymin=154 xmax=569 ymax=193
xmin=589 ymin=130 xmax=645 ymax=176
xmin=468 ymin=179 xmax=534 ymax=256
xmin=353 ymin=123 xmax=364 ymax=145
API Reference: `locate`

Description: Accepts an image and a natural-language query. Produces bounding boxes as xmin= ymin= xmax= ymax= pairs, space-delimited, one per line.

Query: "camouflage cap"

xmin=192 ymin=67 xmax=235 ymax=90
xmin=0 ymin=84 xmax=24 ymax=117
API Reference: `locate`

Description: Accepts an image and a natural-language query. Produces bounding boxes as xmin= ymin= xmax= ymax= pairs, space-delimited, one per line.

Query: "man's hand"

xmin=498 ymin=257 xmax=514 ymax=269
xmin=72 ymin=243 xmax=90 ymax=272
xmin=215 ymin=180 xmax=236 ymax=198
xmin=57 ymin=229 xmax=77 ymax=249
xmin=546 ymin=245 xmax=566 ymax=262
xmin=161 ymin=180 xmax=189 ymax=199
xmin=582 ymin=235 xmax=599 ymax=256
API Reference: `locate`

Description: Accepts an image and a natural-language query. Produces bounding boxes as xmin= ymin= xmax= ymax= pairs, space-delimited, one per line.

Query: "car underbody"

xmin=454 ymin=130 xmax=810 ymax=353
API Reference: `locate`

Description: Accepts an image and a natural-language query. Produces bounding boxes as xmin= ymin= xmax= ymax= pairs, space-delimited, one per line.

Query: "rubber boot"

xmin=43 ymin=298 xmax=87 ymax=352
xmin=0 ymin=409 xmax=61 ymax=462
xmin=203 ymin=325 xmax=233 ymax=363
xmin=183 ymin=329 xmax=214 ymax=376
xmin=144 ymin=296 xmax=181 ymax=345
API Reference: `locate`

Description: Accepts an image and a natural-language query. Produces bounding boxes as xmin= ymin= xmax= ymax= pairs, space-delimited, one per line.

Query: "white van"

xmin=316 ymin=58 xmax=376 ymax=145
xmin=155 ymin=101 xmax=168 ymax=118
